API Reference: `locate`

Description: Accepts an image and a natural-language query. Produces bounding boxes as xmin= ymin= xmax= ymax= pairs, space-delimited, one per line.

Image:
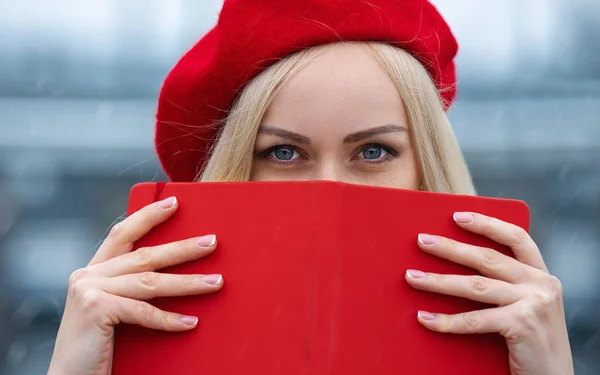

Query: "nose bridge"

xmin=314 ymin=159 xmax=344 ymax=182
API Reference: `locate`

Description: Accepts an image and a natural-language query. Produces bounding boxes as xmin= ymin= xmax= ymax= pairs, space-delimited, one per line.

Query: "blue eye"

xmin=361 ymin=145 xmax=388 ymax=160
xmin=272 ymin=145 xmax=299 ymax=161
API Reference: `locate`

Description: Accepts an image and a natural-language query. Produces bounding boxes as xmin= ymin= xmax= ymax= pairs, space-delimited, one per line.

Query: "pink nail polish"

xmin=418 ymin=233 xmax=438 ymax=245
xmin=418 ymin=311 xmax=436 ymax=321
xmin=202 ymin=274 xmax=223 ymax=285
xmin=453 ymin=212 xmax=474 ymax=224
xmin=196 ymin=234 xmax=216 ymax=248
xmin=406 ymin=269 xmax=426 ymax=279
xmin=158 ymin=196 xmax=177 ymax=209
xmin=180 ymin=316 xmax=198 ymax=326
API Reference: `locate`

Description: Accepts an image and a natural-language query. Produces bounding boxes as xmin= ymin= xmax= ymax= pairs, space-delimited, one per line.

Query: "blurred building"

xmin=0 ymin=1 xmax=599 ymax=374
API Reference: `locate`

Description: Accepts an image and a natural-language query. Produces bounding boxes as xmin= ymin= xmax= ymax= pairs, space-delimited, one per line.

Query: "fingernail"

xmin=158 ymin=196 xmax=177 ymax=209
xmin=453 ymin=212 xmax=474 ymax=224
xmin=202 ymin=274 xmax=223 ymax=285
xmin=418 ymin=311 xmax=436 ymax=321
xmin=418 ymin=233 xmax=438 ymax=245
xmin=196 ymin=234 xmax=216 ymax=248
xmin=180 ymin=316 xmax=198 ymax=326
xmin=406 ymin=269 xmax=426 ymax=279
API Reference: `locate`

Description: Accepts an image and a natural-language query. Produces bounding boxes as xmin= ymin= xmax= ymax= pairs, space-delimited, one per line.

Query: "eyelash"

xmin=358 ymin=143 xmax=400 ymax=164
xmin=256 ymin=142 xmax=400 ymax=165
xmin=257 ymin=143 xmax=304 ymax=165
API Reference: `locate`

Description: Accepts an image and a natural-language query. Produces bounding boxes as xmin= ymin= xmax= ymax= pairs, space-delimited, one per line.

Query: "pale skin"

xmin=48 ymin=44 xmax=573 ymax=374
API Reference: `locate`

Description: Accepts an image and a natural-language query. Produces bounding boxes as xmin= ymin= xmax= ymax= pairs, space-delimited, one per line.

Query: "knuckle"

xmin=107 ymin=221 xmax=136 ymax=248
xmin=177 ymin=239 xmax=188 ymax=254
xmin=437 ymin=315 xmax=451 ymax=333
xmin=138 ymin=272 xmax=159 ymax=288
xmin=69 ymin=278 xmax=89 ymax=299
xmin=81 ymin=289 xmax=105 ymax=312
xmin=454 ymin=243 xmax=470 ymax=257
xmin=533 ymin=291 xmax=554 ymax=308
xmin=177 ymin=239 xmax=194 ymax=258
xmin=512 ymin=226 xmax=530 ymax=245
xmin=531 ymin=275 xmax=563 ymax=307
xmin=160 ymin=311 xmax=173 ymax=330
xmin=511 ymin=304 xmax=537 ymax=333
xmin=547 ymin=275 xmax=564 ymax=297
xmin=137 ymin=301 xmax=155 ymax=321
xmin=481 ymin=249 xmax=502 ymax=271
xmin=470 ymin=276 xmax=488 ymax=295
xmin=107 ymin=222 xmax=122 ymax=239
xmin=133 ymin=247 xmax=154 ymax=270
xmin=463 ymin=311 xmax=480 ymax=329
xmin=515 ymin=302 xmax=535 ymax=319
xmin=68 ymin=268 xmax=89 ymax=288
xmin=182 ymin=274 xmax=197 ymax=287
xmin=69 ymin=280 xmax=93 ymax=303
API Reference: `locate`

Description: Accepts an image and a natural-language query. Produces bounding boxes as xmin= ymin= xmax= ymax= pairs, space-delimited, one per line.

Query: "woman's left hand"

xmin=405 ymin=212 xmax=574 ymax=375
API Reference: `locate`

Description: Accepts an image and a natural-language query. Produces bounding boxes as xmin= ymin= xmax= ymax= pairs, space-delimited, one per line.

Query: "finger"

xmin=416 ymin=306 xmax=511 ymax=334
xmin=452 ymin=212 xmax=548 ymax=272
xmin=108 ymin=293 xmax=199 ymax=331
xmin=91 ymin=235 xmax=217 ymax=277
xmin=89 ymin=196 xmax=179 ymax=266
xmin=417 ymin=233 xmax=531 ymax=283
xmin=405 ymin=270 xmax=521 ymax=306
xmin=100 ymin=272 xmax=224 ymax=300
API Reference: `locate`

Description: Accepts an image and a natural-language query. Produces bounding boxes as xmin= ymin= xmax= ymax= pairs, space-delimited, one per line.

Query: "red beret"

xmin=156 ymin=0 xmax=458 ymax=182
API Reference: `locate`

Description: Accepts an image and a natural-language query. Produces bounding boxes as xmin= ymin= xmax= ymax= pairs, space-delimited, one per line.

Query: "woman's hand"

xmin=405 ymin=212 xmax=573 ymax=375
xmin=48 ymin=197 xmax=223 ymax=375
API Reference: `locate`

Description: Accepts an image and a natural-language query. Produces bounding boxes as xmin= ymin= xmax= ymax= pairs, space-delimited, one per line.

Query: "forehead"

xmin=262 ymin=43 xmax=407 ymax=136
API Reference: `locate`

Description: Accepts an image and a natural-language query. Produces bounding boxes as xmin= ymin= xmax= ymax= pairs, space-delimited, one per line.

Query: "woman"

xmin=48 ymin=0 xmax=573 ymax=374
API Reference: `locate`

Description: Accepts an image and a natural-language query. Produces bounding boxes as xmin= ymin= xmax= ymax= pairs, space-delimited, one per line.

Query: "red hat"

xmin=156 ymin=0 xmax=458 ymax=182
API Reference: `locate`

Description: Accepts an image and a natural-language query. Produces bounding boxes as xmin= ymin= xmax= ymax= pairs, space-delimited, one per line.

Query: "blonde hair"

xmin=199 ymin=42 xmax=475 ymax=195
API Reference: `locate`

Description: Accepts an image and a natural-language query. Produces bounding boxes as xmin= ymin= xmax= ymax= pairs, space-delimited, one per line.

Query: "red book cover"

xmin=112 ymin=181 xmax=529 ymax=374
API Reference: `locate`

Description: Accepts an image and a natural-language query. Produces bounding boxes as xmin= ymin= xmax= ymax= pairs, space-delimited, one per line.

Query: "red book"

xmin=112 ymin=181 xmax=529 ymax=374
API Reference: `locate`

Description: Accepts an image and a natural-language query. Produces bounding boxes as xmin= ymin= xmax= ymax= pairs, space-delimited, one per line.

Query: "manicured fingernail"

xmin=453 ymin=212 xmax=474 ymax=224
xmin=180 ymin=316 xmax=198 ymax=326
xmin=196 ymin=234 xmax=216 ymax=248
xmin=418 ymin=311 xmax=436 ymax=321
xmin=418 ymin=233 xmax=438 ymax=245
xmin=406 ymin=269 xmax=426 ymax=279
xmin=202 ymin=274 xmax=223 ymax=285
xmin=158 ymin=196 xmax=177 ymax=209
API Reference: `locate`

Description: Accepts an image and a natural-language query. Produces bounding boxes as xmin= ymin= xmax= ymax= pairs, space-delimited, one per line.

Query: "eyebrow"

xmin=343 ymin=124 xmax=406 ymax=143
xmin=258 ymin=126 xmax=311 ymax=144
xmin=257 ymin=124 xmax=406 ymax=145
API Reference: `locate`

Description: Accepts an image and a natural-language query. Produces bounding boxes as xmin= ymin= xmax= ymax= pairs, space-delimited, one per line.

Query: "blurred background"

xmin=0 ymin=0 xmax=598 ymax=374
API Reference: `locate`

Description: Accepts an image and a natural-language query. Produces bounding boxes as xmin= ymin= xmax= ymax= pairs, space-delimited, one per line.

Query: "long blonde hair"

xmin=199 ymin=42 xmax=475 ymax=195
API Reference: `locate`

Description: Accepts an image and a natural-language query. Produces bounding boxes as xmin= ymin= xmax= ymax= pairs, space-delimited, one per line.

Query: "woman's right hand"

xmin=47 ymin=196 xmax=223 ymax=375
